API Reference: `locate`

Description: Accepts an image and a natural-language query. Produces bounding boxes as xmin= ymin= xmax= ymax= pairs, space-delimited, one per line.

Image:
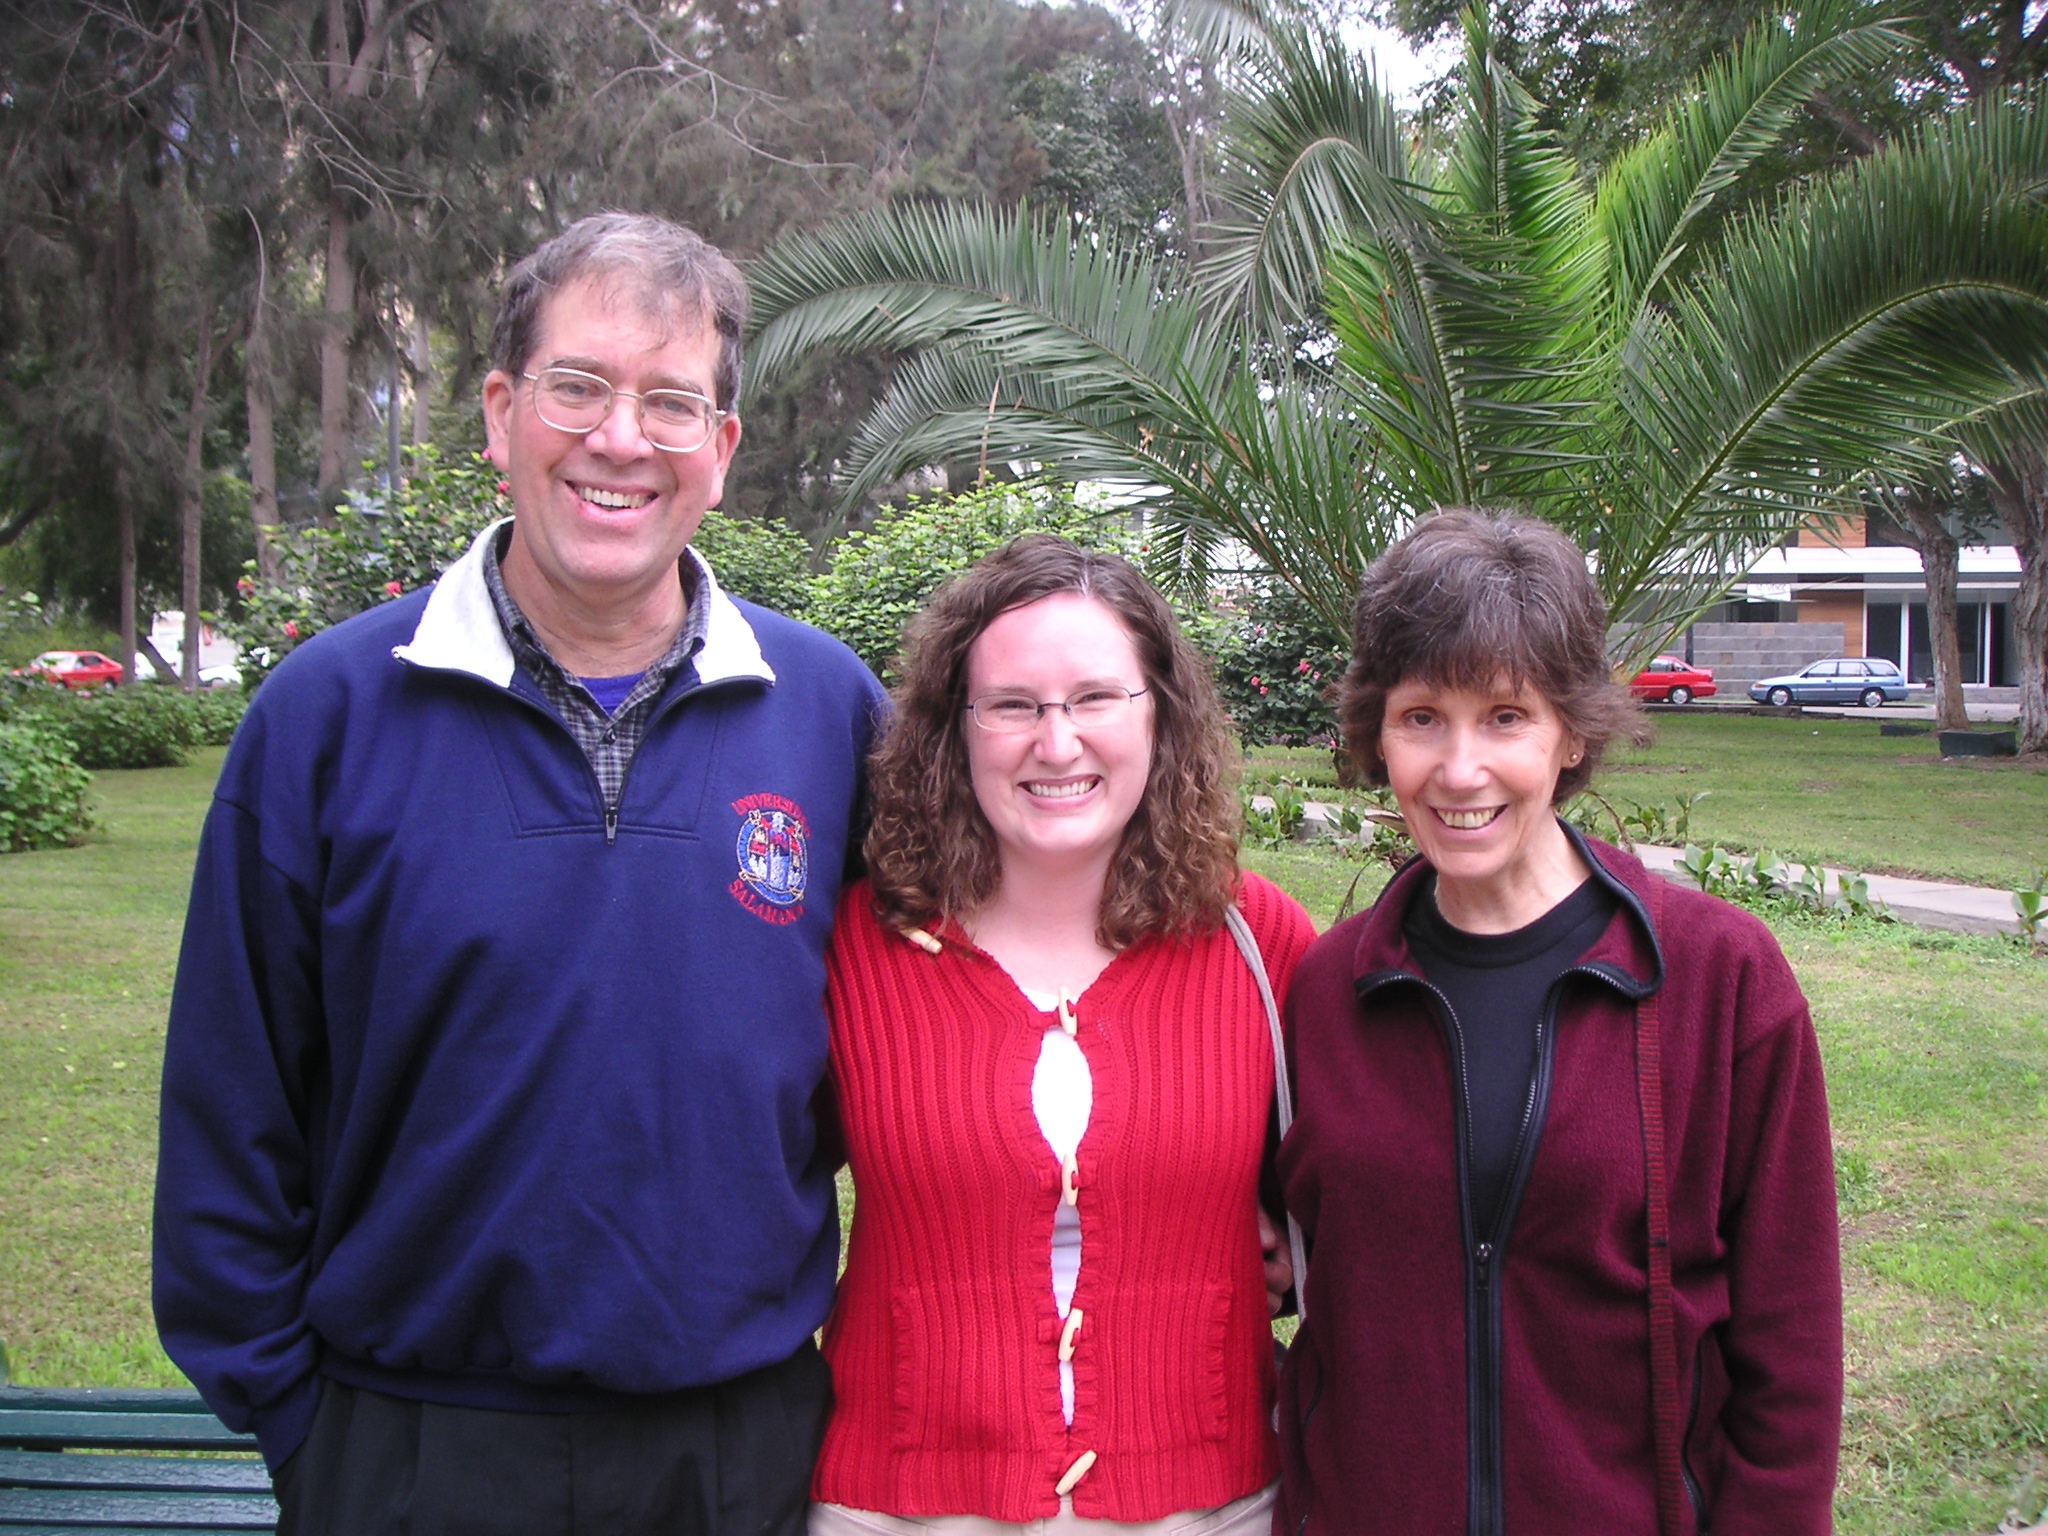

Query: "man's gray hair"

xmin=491 ymin=213 xmax=751 ymax=409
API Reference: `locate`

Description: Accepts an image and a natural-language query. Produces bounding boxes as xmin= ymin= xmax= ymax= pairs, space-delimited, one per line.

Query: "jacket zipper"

xmin=1416 ymin=973 xmax=1574 ymax=1536
xmin=1683 ymin=1336 xmax=1707 ymax=1530
xmin=415 ymin=662 xmax=736 ymax=848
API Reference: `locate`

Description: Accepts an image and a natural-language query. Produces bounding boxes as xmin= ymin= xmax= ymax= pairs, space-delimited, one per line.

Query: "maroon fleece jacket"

xmin=1274 ymin=830 xmax=1841 ymax=1536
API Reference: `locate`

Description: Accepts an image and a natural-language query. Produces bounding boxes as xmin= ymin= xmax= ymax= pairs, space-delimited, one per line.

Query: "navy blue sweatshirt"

xmin=153 ymin=527 xmax=885 ymax=1470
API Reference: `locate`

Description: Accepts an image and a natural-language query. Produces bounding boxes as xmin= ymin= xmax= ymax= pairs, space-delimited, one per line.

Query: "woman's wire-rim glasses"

xmin=522 ymin=366 xmax=728 ymax=454
xmin=964 ymin=686 xmax=1150 ymax=733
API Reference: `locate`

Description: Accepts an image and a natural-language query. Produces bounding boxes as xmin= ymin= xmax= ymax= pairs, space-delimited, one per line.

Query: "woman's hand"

xmin=1259 ymin=1209 xmax=1293 ymax=1317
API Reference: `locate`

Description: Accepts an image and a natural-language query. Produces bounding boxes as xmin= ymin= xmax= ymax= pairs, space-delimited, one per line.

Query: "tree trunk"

xmin=317 ymin=187 xmax=355 ymax=511
xmin=1984 ymin=440 xmax=2048 ymax=753
xmin=180 ymin=303 xmax=217 ymax=692
xmin=1898 ymin=497 xmax=1969 ymax=729
xmin=246 ymin=215 xmax=282 ymax=581
xmin=411 ymin=308 xmax=432 ymax=445
xmin=118 ymin=490 xmax=137 ymax=687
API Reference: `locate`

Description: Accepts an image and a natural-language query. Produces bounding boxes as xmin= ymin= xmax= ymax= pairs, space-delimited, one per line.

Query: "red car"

xmin=12 ymin=650 xmax=124 ymax=689
xmin=1628 ymin=655 xmax=1716 ymax=705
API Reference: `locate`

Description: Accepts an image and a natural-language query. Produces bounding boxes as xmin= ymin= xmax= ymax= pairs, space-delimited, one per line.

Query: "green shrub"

xmin=0 ymin=720 xmax=97 ymax=851
xmin=41 ymin=686 xmax=212 ymax=769
xmin=1211 ymin=581 xmax=1345 ymax=746
xmin=807 ymin=483 xmax=1136 ymax=679
xmin=693 ymin=510 xmax=815 ymax=618
xmin=223 ymin=445 xmax=509 ymax=685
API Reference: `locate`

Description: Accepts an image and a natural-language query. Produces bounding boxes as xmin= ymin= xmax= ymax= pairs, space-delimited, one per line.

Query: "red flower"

xmin=283 ymin=621 xmax=300 ymax=640
xmin=385 ymin=581 xmax=403 ymax=597
xmin=236 ymin=576 xmax=255 ymax=597
xmin=1297 ymin=659 xmax=1312 ymax=673
xmin=497 ymin=480 xmax=511 ymax=495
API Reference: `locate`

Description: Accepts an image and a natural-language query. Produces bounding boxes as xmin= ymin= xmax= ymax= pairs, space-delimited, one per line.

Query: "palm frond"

xmin=747 ymin=202 xmax=1230 ymax=403
xmin=1198 ymin=14 xmax=1414 ymax=327
xmin=1595 ymin=0 xmax=1909 ymax=331
xmin=1606 ymin=100 xmax=2048 ymax=634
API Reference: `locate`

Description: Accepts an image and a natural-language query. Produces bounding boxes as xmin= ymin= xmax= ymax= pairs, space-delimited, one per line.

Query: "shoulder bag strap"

xmin=1224 ymin=903 xmax=1310 ymax=1324
xmin=1635 ymin=875 xmax=1685 ymax=1536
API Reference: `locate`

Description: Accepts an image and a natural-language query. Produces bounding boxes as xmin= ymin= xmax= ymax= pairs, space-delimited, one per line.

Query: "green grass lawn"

xmin=0 ymin=748 xmax=225 ymax=1387
xmin=1248 ymin=710 xmax=2048 ymax=891
xmin=2 ymin=750 xmax=2044 ymax=1533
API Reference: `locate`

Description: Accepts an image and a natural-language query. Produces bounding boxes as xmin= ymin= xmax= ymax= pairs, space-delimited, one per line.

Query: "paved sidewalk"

xmin=1266 ymin=799 xmax=2027 ymax=937
xmin=1630 ymin=844 xmax=2023 ymax=938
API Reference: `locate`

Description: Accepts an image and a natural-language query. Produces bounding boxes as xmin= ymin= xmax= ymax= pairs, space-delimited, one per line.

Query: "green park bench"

xmin=0 ymin=1346 xmax=276 ymax=1533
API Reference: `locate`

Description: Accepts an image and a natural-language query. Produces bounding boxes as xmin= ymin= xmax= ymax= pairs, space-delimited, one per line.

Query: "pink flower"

xmin=1297 ymin=659 xmax=1311 ymax=673
xmin=1258 ymin=685 xmax=1268 ymax=695
xmin=497 ymin=480 xmax=511 ymax=495
xmin=283 ymin=621 xmax=300 ymax=639
xmin=385 ymin=581 xmax=403 ymax=597
xmin=1250 ymin=676 xmax=1261 ymax=687
xmin=236 ymin=576 xmax=255 ymax=597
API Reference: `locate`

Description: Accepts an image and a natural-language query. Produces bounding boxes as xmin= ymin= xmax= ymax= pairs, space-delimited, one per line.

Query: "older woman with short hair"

xmin=1276 ymin=509 xmax=1842 ymax=1536
xmin=809 ymin=534 xmax=1315 ymax=1535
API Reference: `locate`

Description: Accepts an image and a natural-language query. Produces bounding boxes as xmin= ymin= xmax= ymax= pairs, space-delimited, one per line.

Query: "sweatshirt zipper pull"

xmin=604 ymin=807 xmax=619 ymax=845
xmin=1475 ymin=1241 xmax=1493 ymax=1294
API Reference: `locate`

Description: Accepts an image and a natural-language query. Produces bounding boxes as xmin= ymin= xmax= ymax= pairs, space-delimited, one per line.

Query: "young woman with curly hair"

xmin=810 ymin=534 xmax=1315 ymax=1535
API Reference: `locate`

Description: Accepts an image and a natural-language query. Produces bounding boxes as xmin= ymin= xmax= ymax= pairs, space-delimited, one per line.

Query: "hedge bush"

xmin=807 ymin=483 xmax=1137 ymax=680
xmin=0 ymin=681 xmax=245 ymax=769
xmin=1212 ymin=581 xmax=1346 ymax=746
xmin=693 ymin=510 xmax=816 ymax=618
xmin=0 ymin=719 xmax=97 ymax=851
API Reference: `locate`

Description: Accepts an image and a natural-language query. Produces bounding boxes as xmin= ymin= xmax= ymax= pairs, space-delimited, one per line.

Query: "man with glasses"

xmin=155 ymin=214 xmax=885 ymax=1534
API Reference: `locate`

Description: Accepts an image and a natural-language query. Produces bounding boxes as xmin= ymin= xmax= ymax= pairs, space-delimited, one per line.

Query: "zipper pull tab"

xmin=604 ymin=808 xmax=619 ymax=845
xmin=1475 ymin=1241 xmax=1493 ymax=1292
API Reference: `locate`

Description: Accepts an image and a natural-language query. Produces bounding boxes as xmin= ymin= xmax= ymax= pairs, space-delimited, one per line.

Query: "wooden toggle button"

xmin=1055 ymin=1450 xmax=1097 ymax=1496
xmin=1058 ymin=1308 xmax=1084 ymax=1362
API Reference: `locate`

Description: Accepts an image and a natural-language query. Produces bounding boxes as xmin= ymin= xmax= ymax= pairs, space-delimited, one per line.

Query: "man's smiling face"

xmin=483 ymin=274 xmax=740 ymax=616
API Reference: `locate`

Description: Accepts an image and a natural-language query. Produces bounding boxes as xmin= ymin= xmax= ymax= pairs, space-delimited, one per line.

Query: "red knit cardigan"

xmin=813 ymin=872 xmax=1316 ymax=1522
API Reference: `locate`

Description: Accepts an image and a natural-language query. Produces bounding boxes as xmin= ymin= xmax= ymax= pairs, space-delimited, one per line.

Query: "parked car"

xmin=10 ymin=650 xmax=123 ymax=689
xmin=1629 ymin=655 xmax=1717 ymax=705
xmin=1748 ymin=657 xmax=1910 ymax=708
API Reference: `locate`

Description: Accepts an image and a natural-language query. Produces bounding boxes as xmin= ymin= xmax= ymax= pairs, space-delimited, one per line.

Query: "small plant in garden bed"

xmin=1679 ymin=843 xmax=1893 ymax=924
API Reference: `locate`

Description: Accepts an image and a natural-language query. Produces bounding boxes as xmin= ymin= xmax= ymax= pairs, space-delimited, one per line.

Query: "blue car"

xmin=1748 ymin=657 xmax=1911 ymax=708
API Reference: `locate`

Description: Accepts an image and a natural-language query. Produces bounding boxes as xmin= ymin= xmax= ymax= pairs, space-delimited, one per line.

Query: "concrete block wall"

xmin=1688 ymin=622 xmax=1847 ymax=693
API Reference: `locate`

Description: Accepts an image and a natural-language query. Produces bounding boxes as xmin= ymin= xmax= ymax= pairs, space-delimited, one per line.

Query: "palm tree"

xmin=748 ymin=1 xmax=2048 ymax=662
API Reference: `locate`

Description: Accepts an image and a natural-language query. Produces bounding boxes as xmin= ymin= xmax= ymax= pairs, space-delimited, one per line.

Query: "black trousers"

xmin=274 ymin=1343 xmax=831 ymax=1536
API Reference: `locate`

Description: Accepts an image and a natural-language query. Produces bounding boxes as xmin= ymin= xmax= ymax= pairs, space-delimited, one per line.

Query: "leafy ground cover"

xmin=1248 ymin=710 xmax=2048 ymax=891
xmin=2 ymin=753 xmax=2042 ymax=1532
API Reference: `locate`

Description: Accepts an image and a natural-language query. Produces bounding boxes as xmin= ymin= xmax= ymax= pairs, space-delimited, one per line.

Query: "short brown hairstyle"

xmin=865 ymin=535 xmax=1240 ymax=949
xmin=1338 ymin=508 xmax=1644 ymax=802
xmin=491 ymin=213 xmax=750 ymax=408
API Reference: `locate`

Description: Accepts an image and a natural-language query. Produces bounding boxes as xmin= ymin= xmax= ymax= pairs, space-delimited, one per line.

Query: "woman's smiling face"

xmin=963 ymin=593 xmax=1155 ymax=885
xmin=1379 ymin=676 xmax=1585 ymax=924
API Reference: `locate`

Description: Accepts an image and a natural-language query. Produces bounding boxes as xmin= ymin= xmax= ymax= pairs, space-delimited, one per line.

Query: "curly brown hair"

xmin=865 ymin=534 xmax=1241 ymax=949
xmin=1338 ymin=508 xmax=1646 ymax=802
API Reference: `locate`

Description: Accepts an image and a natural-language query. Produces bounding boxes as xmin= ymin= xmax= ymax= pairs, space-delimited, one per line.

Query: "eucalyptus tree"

xmin=748 ymin=1 xmax=2048 ymax=664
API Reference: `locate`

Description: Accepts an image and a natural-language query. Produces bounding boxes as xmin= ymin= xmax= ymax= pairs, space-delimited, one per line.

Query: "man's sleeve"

xmin=1705 ymin=936 xmax=1843 ymax=1534
xmin=153 ymin=775 xmax=327 ymax=1472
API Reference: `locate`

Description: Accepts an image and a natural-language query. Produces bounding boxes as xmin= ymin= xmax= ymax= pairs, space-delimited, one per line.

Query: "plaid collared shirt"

xmin=481 ymin=526 xmax=712 ymax=823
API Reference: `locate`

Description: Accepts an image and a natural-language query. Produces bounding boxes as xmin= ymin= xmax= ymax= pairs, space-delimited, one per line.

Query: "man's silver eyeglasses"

xmin=522 ymin=366 xmax=728 ymax=454
xmin=966 ymin=686 xmax=1150 ymax=733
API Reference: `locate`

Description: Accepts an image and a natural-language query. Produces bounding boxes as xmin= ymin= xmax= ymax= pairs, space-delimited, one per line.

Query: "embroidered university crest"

xmin=730 ymin=793 xmax=810 ymax=925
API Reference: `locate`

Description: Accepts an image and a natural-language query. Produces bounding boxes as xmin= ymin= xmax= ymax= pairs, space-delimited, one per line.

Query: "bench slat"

xmin=0 ymin=1394 xmax=217 ymax=1419
xmin=0 ymin=1452 xmax=268 ymax=1495
xmin=0 ymin=1487 xmax=276 ymax=1528
xmin=0 ymin=1416 xmax=254 ymax=1453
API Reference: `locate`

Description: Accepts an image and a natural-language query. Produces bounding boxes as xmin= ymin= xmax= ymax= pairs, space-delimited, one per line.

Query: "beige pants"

xmin=809 ymin=1482 xmax=1276 ymax=1536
